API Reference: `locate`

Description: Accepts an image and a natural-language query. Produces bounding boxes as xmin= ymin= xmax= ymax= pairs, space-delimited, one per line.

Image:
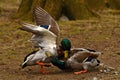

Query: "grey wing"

xmin=20 ymin=22 xmax=57 ymax=48
xmin=33 ymin=7 xmax=60 ymax=36
xmin=71 ymin=48 xmax=102 ymax=59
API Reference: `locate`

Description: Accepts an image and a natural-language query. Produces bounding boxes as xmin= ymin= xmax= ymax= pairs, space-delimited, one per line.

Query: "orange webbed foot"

xmin=36 ymin=61 xmax=51 ymax=66
xmin=36 ymin=61 xmax=51 ymax=74
xmin=36 ymin=61 xmax=44 ymax=65
xmin=74 ymin=70 xmax=87 ymax=75
xmin=40 ymin=66 xmax=49 ymax=74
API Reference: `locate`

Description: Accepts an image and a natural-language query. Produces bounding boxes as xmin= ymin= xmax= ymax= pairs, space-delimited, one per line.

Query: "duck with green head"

xmin=45 ymin=38 xmax=71 ymax=69
xmin=46 ymin=39 xmax=102 ymax=74
xmin=57 ymin=38 xmax=71 ymax=60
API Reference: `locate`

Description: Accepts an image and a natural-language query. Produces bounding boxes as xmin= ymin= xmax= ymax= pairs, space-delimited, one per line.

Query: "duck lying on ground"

xmin=46 ymin=48 xmax=102 ymax=74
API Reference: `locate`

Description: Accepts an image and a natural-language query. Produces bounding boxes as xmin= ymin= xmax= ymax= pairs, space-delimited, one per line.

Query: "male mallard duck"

xmin=47 ymin=48 xmax=102 ymax=74
xmin=20 ymin=6 xmax=61 ymax=74
xmin=57 ymin=38 xmax=71 ymax=60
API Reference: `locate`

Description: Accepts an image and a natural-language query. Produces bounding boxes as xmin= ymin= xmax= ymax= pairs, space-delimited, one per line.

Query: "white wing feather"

xmin=20 ymin=22 xmax=57 ymax=48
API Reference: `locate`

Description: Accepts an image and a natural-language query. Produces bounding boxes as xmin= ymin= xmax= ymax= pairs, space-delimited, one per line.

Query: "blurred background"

xmin=1 ymin=0 xmax=120 ymax=21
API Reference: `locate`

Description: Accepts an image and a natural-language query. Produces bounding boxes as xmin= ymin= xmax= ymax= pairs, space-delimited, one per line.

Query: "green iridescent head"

xmin=60 ymin=38 xmax=71 ymax=51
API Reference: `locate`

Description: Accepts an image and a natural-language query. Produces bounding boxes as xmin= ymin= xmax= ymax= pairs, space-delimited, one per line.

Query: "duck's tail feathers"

xmin=21 ymin=62 xmax=27 ymax=69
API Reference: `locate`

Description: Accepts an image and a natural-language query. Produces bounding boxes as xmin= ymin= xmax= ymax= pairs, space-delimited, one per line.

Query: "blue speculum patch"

xmin=40 ymin=25 xmax=49 ymax=29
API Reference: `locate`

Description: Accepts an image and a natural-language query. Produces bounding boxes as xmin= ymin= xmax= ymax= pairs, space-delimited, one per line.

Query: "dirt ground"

xmin=0 ymin=0 xmax=120 ymax=80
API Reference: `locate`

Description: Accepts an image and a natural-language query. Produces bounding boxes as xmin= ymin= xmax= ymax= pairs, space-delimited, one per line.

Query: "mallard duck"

xmin=20 ymin=6 xmax=60 ymax=74
xmin=20 ymin=22 xmax=58 ymax=74
xmin=47 ymin=48 xmax=102 ymax=74
xmin=57 ymin=38 xmax=71 ymax=60
xmin=67 ymin=48 xmax=102 ymax=74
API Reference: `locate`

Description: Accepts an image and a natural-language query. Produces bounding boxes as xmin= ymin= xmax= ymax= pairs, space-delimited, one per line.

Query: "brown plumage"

xmin=66 ymin=48 xmax=102 ymax=72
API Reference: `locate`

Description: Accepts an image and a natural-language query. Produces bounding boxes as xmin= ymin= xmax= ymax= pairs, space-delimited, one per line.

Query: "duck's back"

xmin=69 ymin=48 xmax=101 ymax=63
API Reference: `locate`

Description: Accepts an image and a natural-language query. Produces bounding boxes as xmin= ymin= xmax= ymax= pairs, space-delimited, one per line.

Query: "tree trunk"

xmin=64 ymin=0 xmax=98 ymax=20
xmin=15 ymin=0 xmax=100 ymax=21
xmin=85 ymin=0 xmax=105 ymax=11
xmin=15 ymin=0 xmax=45 ymax=21
xmin=108 ymin=0 xmax=120 ymax=9
xmin=44 ymin=0 xmax=63 ymax=20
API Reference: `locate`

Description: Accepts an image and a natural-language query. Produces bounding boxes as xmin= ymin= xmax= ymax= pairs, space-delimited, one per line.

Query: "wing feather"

xmin=20 ymin=22 xmax=57 ymax=48
xmin=33 ymin=7 xmax=60 ymax=36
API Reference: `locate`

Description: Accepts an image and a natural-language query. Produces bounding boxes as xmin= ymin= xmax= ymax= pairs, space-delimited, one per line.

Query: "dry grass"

xmin=0 ymin=0 xmax=120 ymax=80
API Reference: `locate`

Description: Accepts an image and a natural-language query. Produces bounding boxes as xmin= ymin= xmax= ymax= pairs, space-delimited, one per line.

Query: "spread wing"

xmin=20 ymin=22 xmax=57 ymax=48
xmin=33 ymin=7 xmax=60 ymax=36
